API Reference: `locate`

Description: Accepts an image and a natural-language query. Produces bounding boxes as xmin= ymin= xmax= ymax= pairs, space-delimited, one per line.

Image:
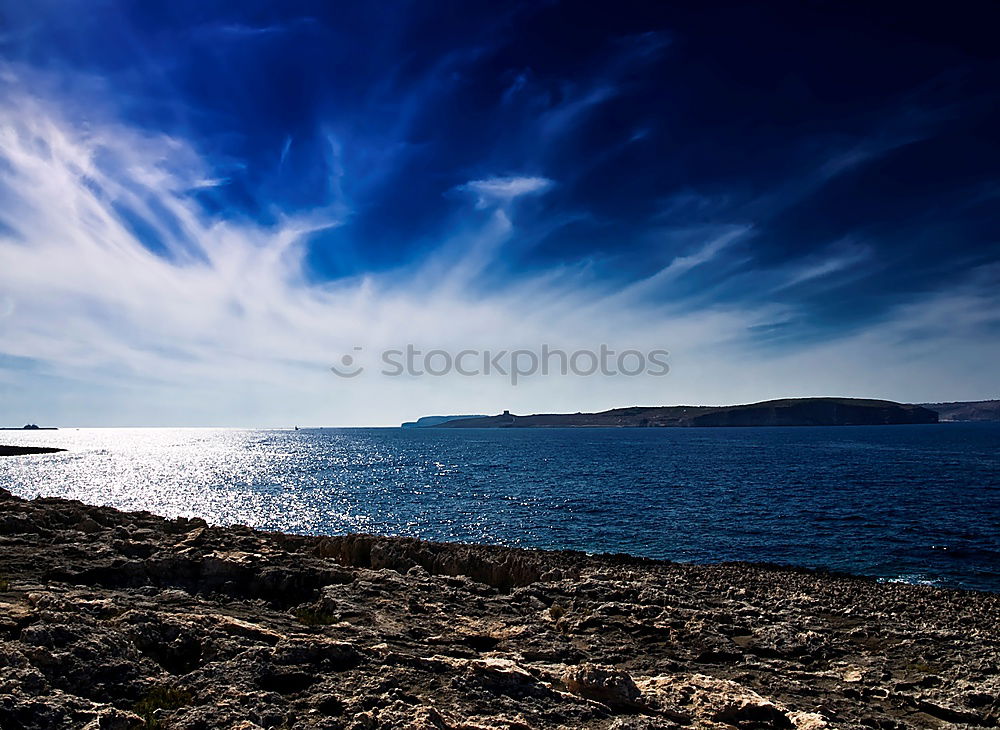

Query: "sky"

xmin=0 ymin=0 xmax=998 ymax=426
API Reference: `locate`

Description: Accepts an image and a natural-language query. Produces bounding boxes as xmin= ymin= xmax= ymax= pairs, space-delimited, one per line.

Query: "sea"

xmin=1 ymin=424 xmax=998 ymax=592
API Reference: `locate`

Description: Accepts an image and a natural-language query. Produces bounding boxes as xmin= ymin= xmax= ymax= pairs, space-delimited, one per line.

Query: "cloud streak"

xmin=456 ymin=176 xmax=554 ymax=209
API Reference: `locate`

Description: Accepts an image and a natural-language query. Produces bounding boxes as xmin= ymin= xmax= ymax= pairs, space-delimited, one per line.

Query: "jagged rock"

xmin=607 ymin=719 xmax=684 ymax=729
xmin=80 ymin=707 xmax=145 ymax=729
xmin=788 ymin=711 xmax=828 ymax=729
xmin=562 ymin=663 xmax=642 ymax=709
xmin=637 ymin=673 xmax=797 ymax=727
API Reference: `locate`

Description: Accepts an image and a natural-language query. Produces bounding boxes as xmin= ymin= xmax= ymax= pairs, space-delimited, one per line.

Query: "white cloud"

xmin=620 ymin=225 xmax=750 ymax=299
xmin=774 ymin=240 xmax=872 ymax=290
xmin=456 ymin=175 xmax=554 ymax=209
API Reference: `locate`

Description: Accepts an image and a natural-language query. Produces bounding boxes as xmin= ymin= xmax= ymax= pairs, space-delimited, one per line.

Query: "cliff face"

xmin=1 ymin=487 xmax=998 ymax=730
xmin=435 ymin=398 xmax=939 ymax=428
xmin=688 ymin=399 xmax=938 ymax=427
xmin=921 ymin=400 xmax=1000 ymax=422
xmin=401 ymin=415 xmax=488 ymax=429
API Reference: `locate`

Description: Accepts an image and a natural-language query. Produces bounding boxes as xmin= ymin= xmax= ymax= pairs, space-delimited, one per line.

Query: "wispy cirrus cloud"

xmin=1 ymin=0 xmax=998 ymax=426
xmin=774 ymin=240 xmax=872 ymax=291
xmin=2 ymin=81 xmax=996 ymax=427
xmin=455 ymin=175 xmax=554 ymax=209
xmin=0 ymin=79 xmax=766 ymax=424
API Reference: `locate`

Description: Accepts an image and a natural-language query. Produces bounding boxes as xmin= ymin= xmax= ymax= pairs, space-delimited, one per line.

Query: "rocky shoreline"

xmin=1 ymin=487 xmax=998 ymax=729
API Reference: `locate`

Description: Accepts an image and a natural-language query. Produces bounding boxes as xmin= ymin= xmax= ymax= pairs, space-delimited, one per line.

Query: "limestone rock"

xmin=562 ymin=663 xmax=642 ymax=709
xmin=0 ymin=487 xmax=996 ymax=730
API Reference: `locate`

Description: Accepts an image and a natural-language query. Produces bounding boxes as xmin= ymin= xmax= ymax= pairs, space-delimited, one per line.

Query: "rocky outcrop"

xmin=0 ymin=446 xmax=66 ymax=456
xmin=1 ymin=486 xmax=998 ymax=729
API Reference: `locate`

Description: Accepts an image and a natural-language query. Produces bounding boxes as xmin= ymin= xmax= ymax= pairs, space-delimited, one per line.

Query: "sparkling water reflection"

xmin=1 ymin=424 xmax=998 ymax=591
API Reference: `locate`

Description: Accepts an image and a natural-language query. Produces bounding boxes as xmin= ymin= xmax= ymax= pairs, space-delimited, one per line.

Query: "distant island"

xmin=415 ymin=398 xmax=940 ymax=428
xmin=919 ymin=399 xmax=1000 ymax=422
xmin=401 ymin=414 xmax=488 ymax=429
xmin=0 ymin=424 xmax=59 ymax=431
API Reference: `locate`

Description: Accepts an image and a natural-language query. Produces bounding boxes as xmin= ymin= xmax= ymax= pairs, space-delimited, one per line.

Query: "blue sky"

xmin=0 ymin=0 xmax=998 ymax=426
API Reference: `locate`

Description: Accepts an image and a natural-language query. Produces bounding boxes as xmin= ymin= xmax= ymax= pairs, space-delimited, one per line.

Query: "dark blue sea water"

xmin=2 ymin=424 xmax=998 ymax=591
